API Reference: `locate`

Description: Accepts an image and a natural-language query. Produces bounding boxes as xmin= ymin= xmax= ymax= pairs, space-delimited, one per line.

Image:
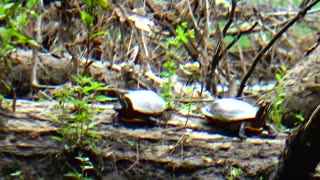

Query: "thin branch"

xmin=206 ymin=0 xmax=237 ymax=94
xmin=222 ymin=0 xmax=237 ymax=37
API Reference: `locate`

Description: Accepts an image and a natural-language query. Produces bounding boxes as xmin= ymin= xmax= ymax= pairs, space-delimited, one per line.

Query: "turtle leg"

xmin=149 ymin=116 xmax=162 ymax=125
xmin=264 ymin=123 xmax=278 ymax=137
xmin=112 ymin=113 xmax=121 ymax=128
xmin=239 ymin=122 xmax=247 ymax=139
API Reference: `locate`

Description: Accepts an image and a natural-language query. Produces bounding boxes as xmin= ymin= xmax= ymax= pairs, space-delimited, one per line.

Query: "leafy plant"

xmin=79 ymin=0 xmax=111 ymax=65
xmin=161 ymin=60 xmax=176 ymax=107
xmin=0 ymin=0 xmax=39 ymax=59
xmin=52 ymin=76 xmax=111 ymax=148
xmin=161 ymin=22 xmax=195 ymax=106
xmin=65 ymin=153 xmax=94 ymax=180
xmin=167 ymin=21 xmax=195 ymax=47
xmin=268 ymin=66 xmax=305 ymax=128
xmin=227 ymin=166 xmax=242 ymax=180
xmin=269 ymin=67 xmax=286 ymax=126
xmin=80 ymin=0 xmax=111 ymax=28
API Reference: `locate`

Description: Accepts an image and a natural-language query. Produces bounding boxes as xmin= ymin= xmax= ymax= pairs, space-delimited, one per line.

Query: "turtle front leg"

xmin=264 ymin=123 xmax=278 ymax=137
xmin=239 ymin=122 xmax=247 ymax=139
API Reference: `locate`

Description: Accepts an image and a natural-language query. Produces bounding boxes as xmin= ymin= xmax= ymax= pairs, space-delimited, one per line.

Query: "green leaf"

xmin=46 ymin=113 xmax=59 ymax=122
xmin=0 ymin=28 xmax=12 ymax=43
xmin=95 ymin=95 xmax=114 ymax=102
xmin=188 ymin=29 xmax=195 ymax=38
xmin=26 ymin=0 xmax=37 ymax=9
xmin=176 ymin=25 xmax=184 ymax=35
xmin=167 ymin=39 xmax=179 ymax=46
xmin=90 ymin=30 xmax=109 ymax=39
xmin=82 ymin=86 xmax=96 ymax=94
xmin=180 ymin=34 xmax=188 ymax=43
xmin=10 ymin=170 xmax=22 ymax=177
xmin=276 ymin=86 xmax=283 ymax=94
xmin=64 ymin=172 xmax=82 ymax=178
xmin=83 ymin=164 xmax=94 ymax=170
xmin=97 ymin=0 xmax=112 ymax=9
xmin=87 ymin=130 xmax=101 ymax=138
xmin=27 ymin=39 xmax=40 ymax=47
xmin=51 ymin=135 xmax=63 ymax=141
xmin=161 ymin=71 xmax=170 ymax=77
xmin=275 ymin=98 xmax=284 ymax=106
xmin=11 ymin=13 xmax=28 ymax=30
xmin=280 ymin=66 xmax=287 ymax=72
xmin=275 ymin=73 xmax=282 ymax=81
xmin=13 ymin=32 xmax=28 ymax=44
xmin=181 ymin=21 xmax=187 ymax=28
xmin=0 ymin=44 xmax=14 ymax=56
xmin=3 ymin=2 xmax=15 ymax=10
xmin=81 ymin=11 xmax=95 ymax=28
xmin=237 ymin=35 xmax=251 ymax=48
xmin=231 ymin=167 xmax=242 ymax=177
xmin=295 ymin=114 xmax=305 ymax=122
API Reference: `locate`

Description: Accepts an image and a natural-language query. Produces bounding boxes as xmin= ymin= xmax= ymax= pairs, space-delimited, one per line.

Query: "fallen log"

xmin=0 ymin=98 xmax=286 ymax=179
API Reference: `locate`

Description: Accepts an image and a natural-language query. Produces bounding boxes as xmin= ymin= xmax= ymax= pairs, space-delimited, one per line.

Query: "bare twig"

xmin=222 ymin=0 xmax=237 ymax=37
xmin=126 ymin=142 xmax=140 ymax=172
xmin=206 ymin=0 xmax=237 ymax=94
xmin=187 ymin=0 xmax=199 ymax=33
xmin=223 ymin=22 xmax=258 ymax=57
xmin=304 ymin=34 xmax=320 ymax=56
xmin=31 ymin=11 xmax=56 ymax=89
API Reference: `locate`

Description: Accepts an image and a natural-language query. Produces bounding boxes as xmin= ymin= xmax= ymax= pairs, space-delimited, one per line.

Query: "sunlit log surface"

xmin=0 ymin=99 xmax=286 ymax=179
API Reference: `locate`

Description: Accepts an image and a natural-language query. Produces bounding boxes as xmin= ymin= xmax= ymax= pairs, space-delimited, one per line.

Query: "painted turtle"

xmin=202 ymin=98 xmax=275 ymax=138
xmin=114 ymin=90 xmax=168 ymax=125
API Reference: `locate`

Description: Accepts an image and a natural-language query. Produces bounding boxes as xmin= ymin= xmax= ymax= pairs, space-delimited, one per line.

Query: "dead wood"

xmin=0 ymin=98 xmax=286 ymax=179
xmin=278 ymin=105 xmax=320 ymax=179
xmin=279 ymin=45 xmax=320 ymax=127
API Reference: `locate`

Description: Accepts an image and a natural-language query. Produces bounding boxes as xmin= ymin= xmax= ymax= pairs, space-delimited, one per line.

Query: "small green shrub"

xmin=51 ymin=76 xmax=111 ymax=148
xmin=161 ymin=21 xmax=195 ymax=107
xmin=268 ymin=66 xmax=287 ymax=128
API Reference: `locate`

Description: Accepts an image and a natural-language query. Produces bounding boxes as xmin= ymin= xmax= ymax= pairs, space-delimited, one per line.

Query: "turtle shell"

xmin=124 ymin=90 xmax=167 ymax=115
xmin=202 ymin=98 xmax=258 ymax=123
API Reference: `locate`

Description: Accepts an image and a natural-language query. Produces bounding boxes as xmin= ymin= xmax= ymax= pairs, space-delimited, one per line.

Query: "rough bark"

xmin=278 ymin=105 xmax=320 ymax=179
xmin=279 ymin=46 xmax=320 ymax=127
xmin=0 ymin=98 xmax=286 ymax=179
